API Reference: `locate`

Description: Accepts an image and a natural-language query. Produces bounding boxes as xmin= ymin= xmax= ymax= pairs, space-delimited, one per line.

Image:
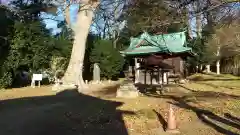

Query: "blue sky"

xmin=40 ymin=4 xmax=79 ymax=35
xmin=41 ymin=2 xmax=239 ymax=36
xmin=41 ymin=3 xmax=198 ymax=36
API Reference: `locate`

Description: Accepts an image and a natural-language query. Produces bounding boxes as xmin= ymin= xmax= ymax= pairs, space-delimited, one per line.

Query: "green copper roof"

xmin=120 ymin=31 xmax=192 ymax=55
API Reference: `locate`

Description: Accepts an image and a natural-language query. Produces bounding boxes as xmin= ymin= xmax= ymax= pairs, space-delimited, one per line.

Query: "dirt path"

xmin=0 ymin=86 xmax=129 ymax=135
xmin=0 ymin=84 xmax=239 ymax=135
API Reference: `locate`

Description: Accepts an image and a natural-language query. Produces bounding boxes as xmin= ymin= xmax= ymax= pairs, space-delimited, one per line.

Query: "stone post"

xmin=93 ymin=63 xmax=101 ymax=83
xmin=206 ymin=65 xmax=210 ymax=73
xmin=163 ymin=72 xmax=167 ymax=84
xmin=216 ymin=46 xmax=220 ymax=75
xmin=216 ymin=61 xmax=220 ymax=75
xmin=134 ymin=58 xmax=140 ymax=84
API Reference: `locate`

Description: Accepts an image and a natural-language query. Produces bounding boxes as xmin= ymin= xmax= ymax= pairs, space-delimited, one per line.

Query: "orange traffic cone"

xmin=166 ymin=104 xmax=180 ymax=134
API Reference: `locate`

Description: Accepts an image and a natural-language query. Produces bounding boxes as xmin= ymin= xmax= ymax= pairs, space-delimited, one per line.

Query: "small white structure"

xmin=206 ymin=65 xmax=211 ymax=73
xmin=163 ymin=72 xmax=168 ymax=84
xmin=31 ymin=74 xmax=42 ymax=88
xmin=134 ymin=58 xmax=140 ymax=84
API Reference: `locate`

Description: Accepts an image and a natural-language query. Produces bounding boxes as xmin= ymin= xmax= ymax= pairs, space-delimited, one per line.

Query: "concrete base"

xmin=116 ymin=82 xmax=139 ymax=98
xmin=116 ymin=90 xmax=139 ymax=98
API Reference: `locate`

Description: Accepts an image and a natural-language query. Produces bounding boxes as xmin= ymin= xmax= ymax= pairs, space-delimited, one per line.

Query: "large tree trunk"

xmin=186 ymin=7 xmax=192 ymax=39
xmin=216 ymin=47 xmax=221 ymax=75
xmin=62 ymin=2 xmax=98 ymax=91
xmin=195 ymin=1 xmax=202 ymax=38
xmin=205 ymin=0 xmax=212 ymax=74
xmin=216 ymin=60 xmax=220 ymax=74
xmin=206 ymin=65 xmax=211 ymax=73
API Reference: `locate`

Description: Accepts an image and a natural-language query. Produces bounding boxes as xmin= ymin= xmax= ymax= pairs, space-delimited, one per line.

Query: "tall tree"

xmin=54 ymin=0 xmax=100 ymax=90
xmin=46 ymin=0 xmax=128 ymax=90
xmin=207 ymin=19 xmax=240 ymax=60
xmin=0 ymin=5 xmax=14 ymax=66
xmin=123 ymin=0 xmax=188 ymax=36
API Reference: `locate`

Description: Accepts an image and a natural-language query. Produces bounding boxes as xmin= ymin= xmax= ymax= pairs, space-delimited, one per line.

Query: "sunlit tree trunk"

xmin=216 ymin=46 xmax=220 ymax=74
xmin=196 ymin=15 xmax=202 ymax=38
xmin=206 ymin=65 xmax=211 ymax=73
xmin=134 ymin=58 xmax=140 ymax=83
xmin=62 ymin=1 xmax=99 ymax=91
xmin=193 ymin=1 xmax=202 ymax=38
xmin=186 ymin=12 xmax=193 ymax=39
xmin=205 ymin=0 xmax=213 ymax=73
xmin=194 ymin=1 xmax=203 ymax=73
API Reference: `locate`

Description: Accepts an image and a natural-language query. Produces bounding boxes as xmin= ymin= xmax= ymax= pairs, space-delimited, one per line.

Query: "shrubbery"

xmin=90 ymin=39 xmax=124 ymax=79
xmin=0 ymin=21 xmax=72 ymax=89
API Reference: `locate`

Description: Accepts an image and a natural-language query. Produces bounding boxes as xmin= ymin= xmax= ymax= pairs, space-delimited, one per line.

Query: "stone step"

xmin=116 ymin=90 xmax=139 ymax=98
xmin=117 ymin=83 xmax=140 ymax=98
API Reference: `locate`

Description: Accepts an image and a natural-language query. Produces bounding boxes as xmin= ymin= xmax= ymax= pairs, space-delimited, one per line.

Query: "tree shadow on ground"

xmin=0 ymin=89 xmax=134 ymax=135
xmin=169 ymin=98 xmax=240 ymax=135
xmin=178 ymin=85 xmax=240 ymax=100
xmin=171 ymin=98 xmax=239 ymax=134
xmin=86 ymin=83 xmax=121 ymax=98
xmin=153 ymin=109 xmax=167 ymax=131
xmin=143 ymin=88 xmax=240 ymax=135
xmin=135 ymin=83 xmax=160 ymax=93
xmin=225 ymin=113 xmax=240 ymax=124
xmin=135 ymin=83 xmax=177 ymax=95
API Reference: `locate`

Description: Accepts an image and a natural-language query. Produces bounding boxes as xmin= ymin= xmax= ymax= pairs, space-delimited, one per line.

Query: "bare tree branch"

xmin=64 ymin=0 xmax=71 ymax=25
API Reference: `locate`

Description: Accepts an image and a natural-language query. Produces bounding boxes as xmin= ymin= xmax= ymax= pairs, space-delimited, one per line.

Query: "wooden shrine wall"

xmin=127 ymin=56 xmax=186 ymax=85
xmin=163 ymin=57 xmax=184 ymax=75
xmin=136 ymin=57 xmax=185 ymax=85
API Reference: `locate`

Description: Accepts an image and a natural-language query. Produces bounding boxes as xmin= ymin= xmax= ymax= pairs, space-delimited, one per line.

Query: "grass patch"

xmin=135 ymin=109 xmax=157 ymax=119
xmin=188 ymin=73 xmax=240 ymax=81
xmin=185 ymin=73 xmax=240 ymax=95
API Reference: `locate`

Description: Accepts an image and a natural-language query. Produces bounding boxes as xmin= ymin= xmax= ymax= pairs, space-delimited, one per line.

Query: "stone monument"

xmin=93 ymin=63 xmax=101 ymax=83
xmin=116 ymin=80 xmax=140 ymax=98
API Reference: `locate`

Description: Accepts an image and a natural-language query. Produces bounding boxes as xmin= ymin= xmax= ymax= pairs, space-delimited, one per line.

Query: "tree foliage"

xmin=207 ymin=20 xmax=240 ymax=59
xmin=0 ymin=0 xmax=73 ymax=88
xmin=7 ymin=21 xmax=52 ymax=70
xmin=0 ymin=19 xmax=73 ymax=88
xmin=116 ymin=0 xmax=189 ymax=51
xmin=0 ymin=6 xmax=14 ymax=68
xmin=90 ymin=39 xmax=124 ymax=79
xmin=122 ymin=0 xmax=187 ymax=36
